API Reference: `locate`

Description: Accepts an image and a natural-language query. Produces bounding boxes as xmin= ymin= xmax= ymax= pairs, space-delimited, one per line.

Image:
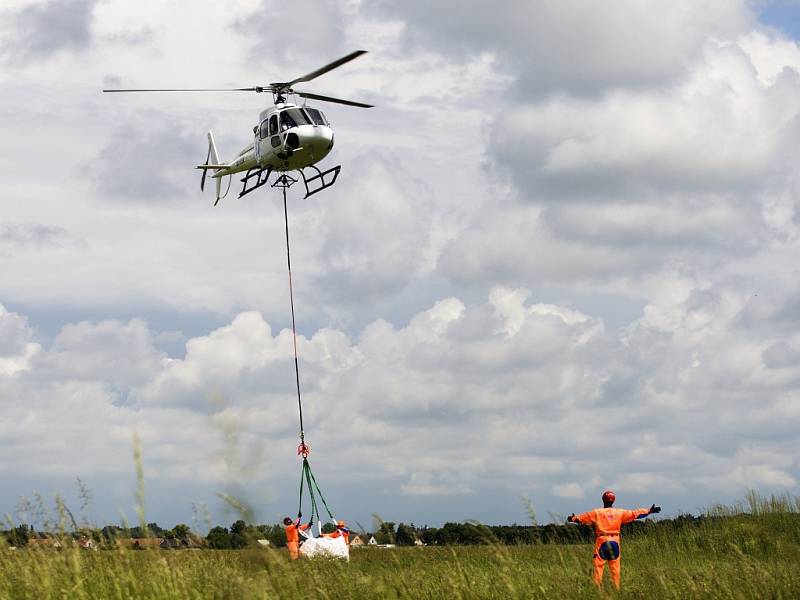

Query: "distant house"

xmin=349 ymin=535 xmax=365 ymax=547
xmin=256 ymin=539 xmax=271 ymax=547
xmin=27 ymin=537 xmax=95 ymax=550
xmin=413 ymin=538 xmax=425 ymax=546
xmin=77 ymin=536 xmax=95 ymax=550
xmin=367 ymin=536 xmax=377 ymax=545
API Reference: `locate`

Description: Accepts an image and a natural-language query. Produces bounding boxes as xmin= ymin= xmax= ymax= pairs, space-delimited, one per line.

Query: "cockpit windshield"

xmin=280 ymin=108 xmax=311 ymax=131
xmin=305 ymin=108 xmax=327 ymax=126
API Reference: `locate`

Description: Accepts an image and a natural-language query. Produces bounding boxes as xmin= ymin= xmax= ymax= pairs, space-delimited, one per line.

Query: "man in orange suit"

xmin=568 ymin=490 xmax=661 ymax=589
xmin=284 ymin=516 xmax=310 ymax=560
xmin=322 ymin=520 xmax=350 ymax=544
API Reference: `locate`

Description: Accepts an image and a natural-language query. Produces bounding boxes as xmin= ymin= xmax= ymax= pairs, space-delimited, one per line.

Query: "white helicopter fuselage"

xmin=213 ymin=103 xmax=334 ymax=179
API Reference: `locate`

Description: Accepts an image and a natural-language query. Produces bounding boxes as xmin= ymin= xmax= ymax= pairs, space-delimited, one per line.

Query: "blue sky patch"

xmin=759 ymin=0 xmax=800 ymax=39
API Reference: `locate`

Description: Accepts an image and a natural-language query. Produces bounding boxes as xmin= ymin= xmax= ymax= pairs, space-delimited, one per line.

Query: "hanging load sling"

xmin=276 ymin=175 xmax=347 ymax=560
xmin=297 ymin=456 xmax=335 ymax=524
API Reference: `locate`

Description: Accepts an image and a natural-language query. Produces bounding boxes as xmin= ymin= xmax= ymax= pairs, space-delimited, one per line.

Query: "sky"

xmin=1 ymin=0 xmax=799 ymax=533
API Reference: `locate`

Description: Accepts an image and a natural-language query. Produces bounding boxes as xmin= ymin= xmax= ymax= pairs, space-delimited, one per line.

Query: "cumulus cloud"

xmin=372 ymin=0 xmax=754 ymax=95
xmin=1 ymin=0 xmax=98 ymax=63
xmin=2 ymin=0 xmax=800 ymax=525
xmin=437 ymin=32 xmax=800 ymax=298
xmin=552 ymin=483 xmax=585 ymax=499
xmin=489 ymin=39 xmax=800 ymax=199
xmin=33 ymin=318 xmax=166 ymax=388
xmin=232 ymin=0 xmax=349 ymax=65
xmin=92 ymin=113 xmax=203 ymax=201
xmin=438 ymin=205 xmax=654 ymax=288
xmin=2 ymin=279 xmax=799 ymax=519
xmin=0 ymin=223 xmax=72 ymax=248
xmin=313 ymin=154 xmax=436 ymax=302
xmin=0 ymin=305 xmax=40 ymax=375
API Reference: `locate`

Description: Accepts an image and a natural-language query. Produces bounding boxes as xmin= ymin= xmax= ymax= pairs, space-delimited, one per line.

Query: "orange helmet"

xmin=602 ymin=490 xmax=616 ymax=504
xmin=337 ymin=520 xmax=346 ymax=527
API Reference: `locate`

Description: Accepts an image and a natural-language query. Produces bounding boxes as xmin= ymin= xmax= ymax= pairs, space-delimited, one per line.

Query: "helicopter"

xmin=103 ymin=50 xmax=373 ymax=204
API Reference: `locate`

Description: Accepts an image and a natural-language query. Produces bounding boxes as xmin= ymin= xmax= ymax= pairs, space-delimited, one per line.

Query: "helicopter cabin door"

xmin=256 ymin=114 xmax=280 ymax=163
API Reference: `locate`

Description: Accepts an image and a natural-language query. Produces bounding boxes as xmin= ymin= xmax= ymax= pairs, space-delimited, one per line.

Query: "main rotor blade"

xmin=103 ymin=87 xmax=263 ymax=93
xmin=297 ymin=92 xmax=373 ymax=108
xmin=285 ymin=50 xmax=367 ymax=88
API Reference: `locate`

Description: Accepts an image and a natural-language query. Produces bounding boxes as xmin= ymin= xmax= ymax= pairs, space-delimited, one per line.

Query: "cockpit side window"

xmin=305 ymin=108 xmax=327 ymax=126
xmin=259 ymin=120 xmax=269 ymax=139
xmin=269 ymin=115 xmax=278 ymax=136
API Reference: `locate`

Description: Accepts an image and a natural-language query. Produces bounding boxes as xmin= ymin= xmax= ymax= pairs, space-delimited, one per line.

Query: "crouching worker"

xmin=322 ymin=520 xmax=350 ymax=545
xmin=567 ymin=490 xmax=660 ymax=589
xmin=284 ymin=516 xmax=310 ymax=560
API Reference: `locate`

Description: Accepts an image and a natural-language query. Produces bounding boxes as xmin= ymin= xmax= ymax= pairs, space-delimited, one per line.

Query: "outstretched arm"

xmin=625 ymin=504 xmax=661 ymax=523
xmin=567 ymin=510 xmax=594 ymax=525
xmin=641 ymin=503 xmax=661 ymax=518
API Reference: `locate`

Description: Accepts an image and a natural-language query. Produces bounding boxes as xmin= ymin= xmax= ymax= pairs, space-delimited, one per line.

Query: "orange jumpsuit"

xmin=322 ymin=529 xmax=350 ymax=544
xmin=285 ymin=521 xmax=310 ymax=560
xmin=573 ymin=507 xmax=650 ymax=588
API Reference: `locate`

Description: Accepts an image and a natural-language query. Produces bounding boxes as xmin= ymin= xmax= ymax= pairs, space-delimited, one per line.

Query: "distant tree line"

xmin=3 ymin=513 xmax=777 ymax=549
xmin=371 ymin=514 xmax=729 ymax=546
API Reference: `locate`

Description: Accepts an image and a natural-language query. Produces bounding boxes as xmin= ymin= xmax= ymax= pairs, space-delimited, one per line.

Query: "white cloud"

xmin=0 ymin=0 xmax=98 ymax=64
xmin=2 ymin=278 xmax=799 ymax=518
xmin=552 ymin=483 xmax=584 ymax=499
xmin=1 ymin=0 xmax=800 ymax=525
xmin=374 ymin=0 xmax=754 ymax=94
xmin=0 ymin=305 xmax=40 ymax=376
xmin=490 ymin=38 xmax=800 ymax=198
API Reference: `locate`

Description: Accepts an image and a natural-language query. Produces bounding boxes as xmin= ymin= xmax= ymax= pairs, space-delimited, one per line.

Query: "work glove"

xmin=567 ymin=513 xmax=576 ymax=523
xmin=649 ymin=504 xmax=661 ymax=514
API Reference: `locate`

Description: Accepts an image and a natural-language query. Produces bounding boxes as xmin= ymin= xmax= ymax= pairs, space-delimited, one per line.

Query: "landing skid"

xmin=234 ymin=165 xmax=342 ymax=198
xmin=238 ymin=166 xmax=273 ymax=199
xmin=300 ymin=164 xmax=340 ymax=198
xmin=236 ymin=164 xmax=341 ymax=200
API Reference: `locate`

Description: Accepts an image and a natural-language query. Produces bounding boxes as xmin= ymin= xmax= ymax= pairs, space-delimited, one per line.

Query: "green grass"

xmin=2 ymin=499 xmax=799 ymax=599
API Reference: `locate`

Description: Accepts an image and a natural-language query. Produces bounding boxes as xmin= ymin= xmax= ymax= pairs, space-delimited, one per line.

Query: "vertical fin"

xmin=205 ymin=130 xmax=224 ymax=205
xmin=207 ymin=130 xmax=220 ymax=165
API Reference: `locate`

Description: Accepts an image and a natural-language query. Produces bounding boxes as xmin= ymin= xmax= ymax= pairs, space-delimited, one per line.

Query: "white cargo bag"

xmin=299 ymin=535 xmax=349 ymax=560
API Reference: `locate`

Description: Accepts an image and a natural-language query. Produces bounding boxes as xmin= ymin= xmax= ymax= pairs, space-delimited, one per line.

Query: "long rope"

xmin=280 ymin=177 xmax=335 ymax=527
xmin=282 ymin=184 xmax=305 ymax=445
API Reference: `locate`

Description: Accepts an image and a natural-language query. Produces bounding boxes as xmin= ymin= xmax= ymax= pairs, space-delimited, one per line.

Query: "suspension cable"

xmin=277 ymin=175 xmax=333 ymax=529
xmin=281 ymin=182 xmax=307 ymax=451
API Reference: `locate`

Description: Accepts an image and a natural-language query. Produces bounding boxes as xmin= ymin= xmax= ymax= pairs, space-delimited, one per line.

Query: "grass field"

xmin=2 ymin=495 xmax=799 ymax=599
